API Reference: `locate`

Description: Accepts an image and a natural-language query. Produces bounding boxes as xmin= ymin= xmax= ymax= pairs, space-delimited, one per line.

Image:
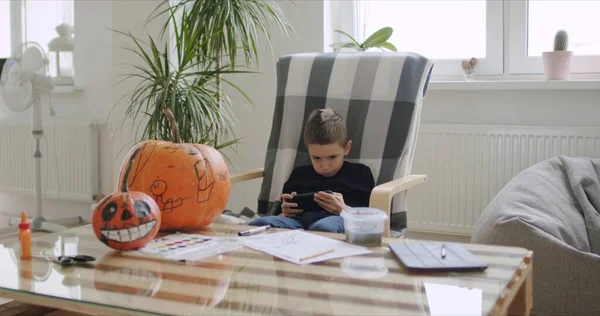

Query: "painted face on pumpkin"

xmin=92 ymin=146 xmax=162 ymax=251
xmin=99 ymin=194 xmax=157 ymax=243
xmin=92 ymin=191 xmax=161 ymax=251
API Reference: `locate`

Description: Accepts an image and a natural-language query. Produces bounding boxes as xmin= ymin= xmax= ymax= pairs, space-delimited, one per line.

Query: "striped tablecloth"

xmin=0 ymin=223 xmax=532 ymax=316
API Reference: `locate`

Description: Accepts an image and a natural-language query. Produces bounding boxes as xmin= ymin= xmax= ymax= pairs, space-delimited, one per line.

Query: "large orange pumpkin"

xmin=92 ymin=147 xmax=162 ymax=251
xmin=117 ymin=109 xmax=231 ymax=231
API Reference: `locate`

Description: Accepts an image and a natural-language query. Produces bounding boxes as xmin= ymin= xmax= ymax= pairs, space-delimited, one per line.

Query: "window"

xmin=23 ymin=0 xmax=74 ymax=54
xmin=509 ymin=0 xmax=600 ymax=75
xmin=347 ymin=0 xmax=504 ymax=76
xmin=527 ymin=1 xmax=600 ymax=56
xmin=1 ymin=0 xmax=76 ymax=86
xmin=357 ymin=1 xmax=487 ymax=59
xmin=3 ymin=1 xmax=74 ymax=62
xmin=333 ymin=0 xmax=600 ymax=79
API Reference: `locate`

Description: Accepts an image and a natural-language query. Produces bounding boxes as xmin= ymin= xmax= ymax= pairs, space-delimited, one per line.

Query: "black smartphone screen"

xmin=288 ymin=190 xmax=332 ymax=211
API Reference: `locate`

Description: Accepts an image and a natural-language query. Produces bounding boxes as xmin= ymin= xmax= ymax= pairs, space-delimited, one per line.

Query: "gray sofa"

xmin=471 ymin=156 xmax=600 ymax=316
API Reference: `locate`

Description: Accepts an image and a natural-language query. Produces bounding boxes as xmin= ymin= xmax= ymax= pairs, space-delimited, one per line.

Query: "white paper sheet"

xmin=241 ymin=230 xmax=371 ymax=265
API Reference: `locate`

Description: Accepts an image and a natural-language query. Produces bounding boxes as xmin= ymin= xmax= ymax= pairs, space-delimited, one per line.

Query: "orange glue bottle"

xmin=18 ymin=212 xmax=31 ymax=259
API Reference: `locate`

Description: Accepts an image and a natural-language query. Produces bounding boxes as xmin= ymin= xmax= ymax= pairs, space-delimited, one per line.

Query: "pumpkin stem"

xmin=163 ymin=108 xmax=182 ymax=143
xmin=121 ymin=147 xmax=140 ymax=193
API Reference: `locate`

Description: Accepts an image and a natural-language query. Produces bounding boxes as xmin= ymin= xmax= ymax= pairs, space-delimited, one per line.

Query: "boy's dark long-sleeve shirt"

xmin=277 ymin=161 xmax=375 ymax=227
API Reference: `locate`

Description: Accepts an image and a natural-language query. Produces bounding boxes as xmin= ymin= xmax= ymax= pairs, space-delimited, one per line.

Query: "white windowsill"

xmin=429 ymin=79 xmax=600 ymax=91
xmin=52 ymin=85 xmax=84 ymax=94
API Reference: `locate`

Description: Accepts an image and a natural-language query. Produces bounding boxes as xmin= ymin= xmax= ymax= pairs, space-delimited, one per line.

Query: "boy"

xmin=249 ymin=108 xmax=375 ymax=233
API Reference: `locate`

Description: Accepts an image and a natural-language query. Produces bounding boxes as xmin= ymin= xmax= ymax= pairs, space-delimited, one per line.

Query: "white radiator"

xmin=408 ymin=124 xmax=600 ymax=235
xmin=0 ymin=120 xmax=99 ymax=202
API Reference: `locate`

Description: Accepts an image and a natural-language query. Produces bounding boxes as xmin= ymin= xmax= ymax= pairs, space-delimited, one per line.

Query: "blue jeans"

xmin=249 ymin=215 xmax=345 ymax=233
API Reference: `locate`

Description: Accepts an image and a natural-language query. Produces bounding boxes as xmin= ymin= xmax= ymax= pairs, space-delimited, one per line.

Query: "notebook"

xmin=242 ymin=230 xmax=371 ymax=265
xmin=388 ymin=242 xmax=488 ymax=272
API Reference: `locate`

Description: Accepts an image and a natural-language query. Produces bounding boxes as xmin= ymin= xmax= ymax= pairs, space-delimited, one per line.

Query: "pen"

xmin=441 ymin=244 xmax=447 ymax=259
xmin=238 ymin=225 xmax=270 ymax=236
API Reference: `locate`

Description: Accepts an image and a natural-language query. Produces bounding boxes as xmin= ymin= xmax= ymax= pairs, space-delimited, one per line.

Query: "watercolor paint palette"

xmin=132 ymin=233 xmax=242 ymax=262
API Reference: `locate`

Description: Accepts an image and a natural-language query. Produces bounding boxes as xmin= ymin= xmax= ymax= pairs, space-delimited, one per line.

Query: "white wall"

xmin=2 ymin=0 xmax=599 ymax=223
xmin=422 ymin=90 xmax=600 ymax=127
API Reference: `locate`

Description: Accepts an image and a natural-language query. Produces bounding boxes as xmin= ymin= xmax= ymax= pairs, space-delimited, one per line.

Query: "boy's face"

xmin=307 ymin=141 xmax=352 ymax=177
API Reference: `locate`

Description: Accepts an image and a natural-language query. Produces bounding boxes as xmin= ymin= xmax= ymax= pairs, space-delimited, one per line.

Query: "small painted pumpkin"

xmin=117 ymin=109 xmax=231 ymax=231
xmin=92 ymin=148 xmax=161 ymax=251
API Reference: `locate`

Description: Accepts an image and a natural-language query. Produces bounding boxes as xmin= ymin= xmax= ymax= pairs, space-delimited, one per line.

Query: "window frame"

xmin=335 ymin=0 xmax=504 ymax=77
xmin=9 ymin=0 xmax=23 ymax=58
xmin=331 ymin=0 xmax=600 ymax=81
xmin=326 ymin=0 xmax=360 ymax=51
xmin=507 ymin=0 xmax=600 ymax=75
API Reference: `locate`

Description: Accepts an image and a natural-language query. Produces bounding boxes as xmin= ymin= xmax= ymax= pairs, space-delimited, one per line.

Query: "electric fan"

xmin=0 ymin=42 xmax=83 ymax=232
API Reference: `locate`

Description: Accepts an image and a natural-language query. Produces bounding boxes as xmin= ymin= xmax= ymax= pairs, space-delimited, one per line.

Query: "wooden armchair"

xmin=234 ymin=52 xmax=433 ymax=238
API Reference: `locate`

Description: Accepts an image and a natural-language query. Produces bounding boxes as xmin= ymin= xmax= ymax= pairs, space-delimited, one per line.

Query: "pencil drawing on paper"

xmin=262 ymin=231 xmax=310 ymax=249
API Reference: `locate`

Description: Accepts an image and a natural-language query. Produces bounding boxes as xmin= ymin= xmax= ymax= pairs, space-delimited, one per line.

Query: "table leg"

xmin=508 ymin=253 xmax=533 ymax=316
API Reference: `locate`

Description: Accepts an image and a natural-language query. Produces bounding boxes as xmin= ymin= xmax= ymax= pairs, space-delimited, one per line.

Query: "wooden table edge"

xmin=489 ymin=250 xmax=534 ymax=316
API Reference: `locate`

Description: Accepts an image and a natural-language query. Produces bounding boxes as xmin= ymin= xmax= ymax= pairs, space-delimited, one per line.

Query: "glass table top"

xmin=0 ymin=224 xmax=529 ymax=316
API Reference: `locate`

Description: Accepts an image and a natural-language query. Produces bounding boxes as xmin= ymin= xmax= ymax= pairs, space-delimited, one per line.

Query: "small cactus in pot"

xmin=553 ymin=30 xmax=569 ymax=51
xmin=542 ymin=29 xmax=573 ymax=80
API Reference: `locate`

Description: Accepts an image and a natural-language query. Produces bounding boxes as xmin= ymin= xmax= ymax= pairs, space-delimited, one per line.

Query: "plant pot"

xmin=462 ymin=71 xmax=475 ymax=81
xmin=542 ymin=51 xmax=573 ymax=80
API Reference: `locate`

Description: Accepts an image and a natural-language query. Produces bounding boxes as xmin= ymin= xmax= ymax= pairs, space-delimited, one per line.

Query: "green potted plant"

xmin=329 ymin=27 xmax=397 ymax=52
xmin=113 ymin=12 xmax=240 ymax=150
xmin=114 ymin=1 xmax=294 ymax=154
xmin=153 ymin=0 xmax=294 ymax=71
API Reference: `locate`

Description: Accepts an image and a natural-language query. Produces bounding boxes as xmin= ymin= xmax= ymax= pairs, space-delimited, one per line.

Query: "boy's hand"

xmin=314 ymin=191 xmax=347 ymax=215
xmin=280 ymin=192 xmax=303 ymax=217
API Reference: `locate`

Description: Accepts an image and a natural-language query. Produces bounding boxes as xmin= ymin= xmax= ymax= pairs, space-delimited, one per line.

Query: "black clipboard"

xmin=388 ymin=242 xmax=488 ymax=272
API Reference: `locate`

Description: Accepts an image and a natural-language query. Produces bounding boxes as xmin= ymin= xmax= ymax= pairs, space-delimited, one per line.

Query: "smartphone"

xmin=288 ymin=190 xmax=333 ymax=211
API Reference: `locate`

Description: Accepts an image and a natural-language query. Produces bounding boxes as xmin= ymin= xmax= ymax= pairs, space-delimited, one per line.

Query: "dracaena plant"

xmin=112 ymin=7 xmax=251 ymax=152
xmin=330 ymin=26 xmax=397 ymax=52
xmin=152 ymin=0 xmax=294 ymax=71
xmin=114 ymin=0 xmax=294 ymax=157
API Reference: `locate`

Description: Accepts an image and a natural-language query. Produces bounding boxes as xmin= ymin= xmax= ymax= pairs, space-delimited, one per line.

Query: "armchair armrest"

xmin=230 ymin=168 xmax=265 ymax=184
xmin=369 ymin=174 xmax=427 ymax=237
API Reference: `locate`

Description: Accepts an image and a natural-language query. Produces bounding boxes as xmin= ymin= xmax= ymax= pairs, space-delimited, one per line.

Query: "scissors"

xmin=34 ymin=255 xmax=96 ymax=266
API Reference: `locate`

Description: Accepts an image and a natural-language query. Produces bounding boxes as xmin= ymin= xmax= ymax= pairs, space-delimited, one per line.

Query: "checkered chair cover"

xmin=257 ymin=52 xmax=433 ymax=236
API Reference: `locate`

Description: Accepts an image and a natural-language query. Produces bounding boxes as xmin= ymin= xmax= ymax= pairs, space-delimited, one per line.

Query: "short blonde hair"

xmin=303 ymin=108 xmax=347 ymax=146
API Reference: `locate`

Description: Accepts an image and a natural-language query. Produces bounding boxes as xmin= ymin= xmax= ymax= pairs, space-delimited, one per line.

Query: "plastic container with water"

xmin=341 ymin=208 xmax=388 ymax=247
